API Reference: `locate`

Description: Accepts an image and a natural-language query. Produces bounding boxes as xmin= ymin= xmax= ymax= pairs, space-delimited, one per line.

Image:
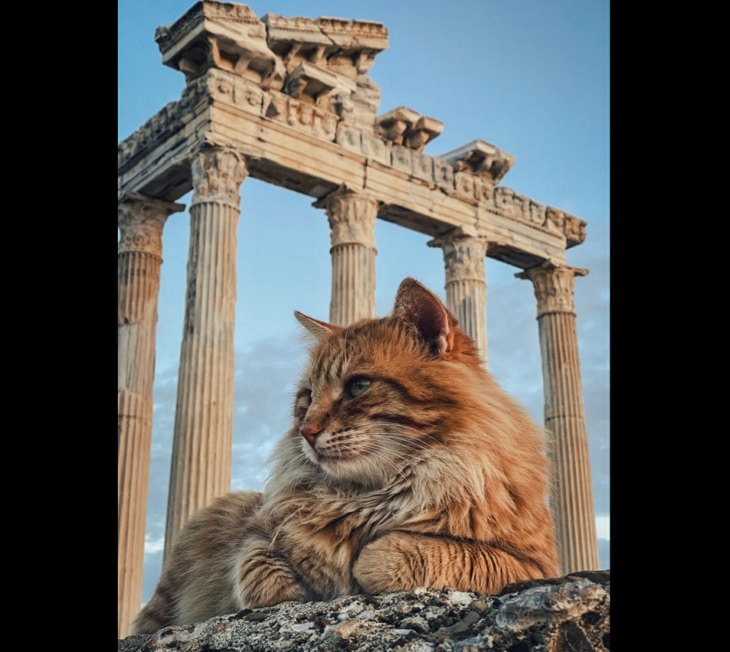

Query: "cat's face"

xmin=293 ymin=319 xmax=449 ymax=488
xmin=289 ymin=278 xmax=486 ymax=489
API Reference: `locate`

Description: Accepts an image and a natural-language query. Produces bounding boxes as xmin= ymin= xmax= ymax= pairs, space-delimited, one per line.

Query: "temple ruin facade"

xmin=118 ymin=1 xmax=599 ymax=638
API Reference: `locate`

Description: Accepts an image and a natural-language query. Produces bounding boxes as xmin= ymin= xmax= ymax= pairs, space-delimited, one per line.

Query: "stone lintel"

xmin=439 ymin=139 xmax=516 ymax=185
xmin=546 ymin=206 xmax=587 ymax=248
xmin=155 ymin=1 xmax=285 ymax=89
xmin=118 ymin=74 xmax=583 ymax=268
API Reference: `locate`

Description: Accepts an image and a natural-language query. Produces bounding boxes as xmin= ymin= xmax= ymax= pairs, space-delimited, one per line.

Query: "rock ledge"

xmin=119 ymin=569 xmax=610 ymax=651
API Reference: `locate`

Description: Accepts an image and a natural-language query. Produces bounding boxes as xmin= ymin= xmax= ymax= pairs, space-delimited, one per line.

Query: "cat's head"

xmin=290 ymin=277 xmax=483 ymax=489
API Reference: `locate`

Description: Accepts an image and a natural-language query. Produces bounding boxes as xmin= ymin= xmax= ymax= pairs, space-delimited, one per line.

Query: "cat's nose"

xmin=300 ymin=421 xmax=323 ymax=447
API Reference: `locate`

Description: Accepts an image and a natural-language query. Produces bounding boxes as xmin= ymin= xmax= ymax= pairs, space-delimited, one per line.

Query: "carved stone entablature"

xmin=547 ymin=207 xmax=587 ymax=248
xmin=438 ymin=139 xmax=515 ymax=186
xmin=492 ymin=187 xmax=585 ymax=246
xmin=453 ymin=172 xmax=493 ymax=203
xmin=118 ymin=100 xmax=186 ymax=172
xmin=263 ymin=12 xmax=386 ymax=130
xmin=282 ymin=61 xmax=355 ymax=110
xmin=376 ymin=107 xmax=444 ymax=151
xmin=208 ymin=68 xmax=267 ymax=115
xmin=349 ymin=76 xmax=382 ymax=132
xmin=118 ymin=70 xmax=255 ymax=172
xmin=266 ymin=89 xmax=338 ymax=142
xmin=191 ymin=147 xmax=249 ymax=207
xmin=118 ymin=192 xmax=185 ymax=257
xmin=155 ymin=1 xmax=285 ymax=89
xmin=388 ymin=146 xmax=435 ymax=183
xmin=516 ymin=261 xmax=588 ymax=316
xmin=263 ymin=13 xmax=389 ymax=80
xmin=432 ymin=157 xmax=455 ymax=191
xmin=360 ymin=132 xmax=390 ymax=165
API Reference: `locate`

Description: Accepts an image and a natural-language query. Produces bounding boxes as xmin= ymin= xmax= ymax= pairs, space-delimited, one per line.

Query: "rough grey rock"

xmin=119 ymin=569 xmax=609 ymax=651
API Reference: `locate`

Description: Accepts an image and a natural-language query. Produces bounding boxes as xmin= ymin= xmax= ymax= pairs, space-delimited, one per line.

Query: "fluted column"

xmin=428 ymin=226 xmax=488 ymax=365
xmin=517 ymin=261 xmax=598 ymax=574
xmin=118 ymin=192 xmax=184 ymax=638
xmin=164 ymin=147 xmax=249 ymax=560
xmin=315 ymin=186 xmax=378 ymax=326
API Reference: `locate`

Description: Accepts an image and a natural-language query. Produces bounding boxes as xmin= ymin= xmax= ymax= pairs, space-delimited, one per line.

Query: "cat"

xmin=131 ymin=277 xmax=559 ymax=634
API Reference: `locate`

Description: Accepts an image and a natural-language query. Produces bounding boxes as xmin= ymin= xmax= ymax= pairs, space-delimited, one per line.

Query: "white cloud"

xmin=595 ymin=515 xmax=610 ymax=541
xmin=144 ymin=534 xmax=165 ymax=556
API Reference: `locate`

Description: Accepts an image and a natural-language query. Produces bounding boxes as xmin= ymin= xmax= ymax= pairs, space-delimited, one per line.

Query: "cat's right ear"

xmin=294 ymin=311 xmax=341 ymax=342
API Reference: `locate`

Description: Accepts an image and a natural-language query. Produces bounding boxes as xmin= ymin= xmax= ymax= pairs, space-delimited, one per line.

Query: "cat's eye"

xmin=346 ymin=377 xmax=372 ymax=398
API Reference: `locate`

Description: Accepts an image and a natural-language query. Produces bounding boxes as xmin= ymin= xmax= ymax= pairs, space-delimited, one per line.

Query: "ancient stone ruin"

xmin=118 ymin=1 xmax=600 ymax=638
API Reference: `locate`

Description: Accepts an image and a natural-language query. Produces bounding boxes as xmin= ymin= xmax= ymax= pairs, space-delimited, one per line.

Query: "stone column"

xmin=118 ymin=192 xmax=184 ymax=638
xmin=517 ymin=261 xmax=599 ymax=574
xmin=164 ymin=147 xmax=249 ymax=560
xmin=428 ymin=226 xmax=488 ymax=365
xmin=315 ymin=186 xmax=378 ymax=326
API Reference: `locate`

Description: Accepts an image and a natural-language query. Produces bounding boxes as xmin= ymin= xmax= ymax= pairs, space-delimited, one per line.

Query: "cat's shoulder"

xmin=187 ymin=491 xmax=264 ymax=526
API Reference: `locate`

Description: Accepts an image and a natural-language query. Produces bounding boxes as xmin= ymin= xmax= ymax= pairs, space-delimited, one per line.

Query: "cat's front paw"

xmin=236 ymin=541 xmax=309 ymax=608
xmin=353 ymin=534 xmax=424 ymax=593
xmin=242 ymin=571 xmax=308 ymax=609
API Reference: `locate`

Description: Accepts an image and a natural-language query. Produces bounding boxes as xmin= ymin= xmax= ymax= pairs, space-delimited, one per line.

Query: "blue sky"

xmin=119 ymin=0 xmax=610 ymax=602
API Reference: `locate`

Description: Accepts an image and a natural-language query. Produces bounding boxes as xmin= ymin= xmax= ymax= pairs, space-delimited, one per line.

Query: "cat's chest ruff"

xmin=278 ymin=485 xmax=411 ymax=545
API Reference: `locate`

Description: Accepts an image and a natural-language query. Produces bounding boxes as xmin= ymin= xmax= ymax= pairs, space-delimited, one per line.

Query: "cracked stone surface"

xmin=118 ymin=570 xmax=609 ymax=651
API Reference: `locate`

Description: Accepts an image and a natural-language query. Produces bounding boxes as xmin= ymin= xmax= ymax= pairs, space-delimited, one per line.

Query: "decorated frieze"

xmin=266 ymin=89 xmax=338 ymax=141
xmin=118 ymin=101 xmax=184 ymax=170
xmin=493 ymin=187 xmax=587 ymax=246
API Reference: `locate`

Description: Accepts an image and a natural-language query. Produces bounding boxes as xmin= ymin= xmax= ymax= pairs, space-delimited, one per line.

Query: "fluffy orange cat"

xmin=132 ymin=277 xmax=558 ymax=634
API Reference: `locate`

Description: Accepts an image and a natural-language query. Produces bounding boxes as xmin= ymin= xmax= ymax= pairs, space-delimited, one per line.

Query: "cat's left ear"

xmin=294 ymin=311 xmax=341 ymax=342
xmin=392 ymin=277 xmax=455 ymax=356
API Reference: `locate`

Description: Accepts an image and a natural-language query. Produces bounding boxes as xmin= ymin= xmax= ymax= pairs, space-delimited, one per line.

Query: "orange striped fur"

xmin=131 ymin=278 xmax=558 ymax=634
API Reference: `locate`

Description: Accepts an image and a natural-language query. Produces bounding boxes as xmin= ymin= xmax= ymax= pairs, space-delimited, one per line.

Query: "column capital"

xmin=118 ymin=192 xmax=185 ymax=257
xmin=314 ymin=185 xmax=378 ymax=249
xmin=428 ymin=226 xmax=488 ymax=284
xmin=516 ymin=261 xmax=588 ymax=317
xmin=191 ymin=146 xmax=249 ymax=207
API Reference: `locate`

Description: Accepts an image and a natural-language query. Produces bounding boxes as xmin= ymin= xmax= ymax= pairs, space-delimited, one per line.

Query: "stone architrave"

xmin=517 ymin=261 xmax=599 ymax=575
xmin=163 ymin=147 xmax=249 ymax=561
xmin=118 ymin=192 xmax=184 ymax=638
xmin=428 ymin=226 xmax=488 ymax=365
xmin=315 ymin=186 xmax=378 ymax=326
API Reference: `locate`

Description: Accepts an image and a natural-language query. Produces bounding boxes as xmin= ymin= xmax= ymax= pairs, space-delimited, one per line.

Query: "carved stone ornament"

xmin=316 ymin=186 xmax=378 ymax=248
xmin=118 ymin=192 xmax=185 ymax=256
xmin=191 ymin=147 xmax=249 ymax=206
xmin=439 ymin=139 xmax=516 ymax=185
xmin=516 ymin=261 xmax=588 ymax=316
xmin=155 ymin=1 xmax=285 ymax=89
